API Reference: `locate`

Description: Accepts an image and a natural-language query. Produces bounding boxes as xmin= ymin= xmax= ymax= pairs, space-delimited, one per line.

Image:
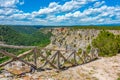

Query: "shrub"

xmin=117 ymin=78 xmax=120 ymax=80
xmin=77 ymin=48 xmax=82 ymax=55
xmin=86 ymin=45 xmax=91 ymax=53
xmin=92 ymin=30 xmax=120 ymax=57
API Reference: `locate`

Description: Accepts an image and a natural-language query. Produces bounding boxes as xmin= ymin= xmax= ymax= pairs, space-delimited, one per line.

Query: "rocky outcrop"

xmin=48 ymin=28 xmax=120 ymax=51
xmin=4 ymin=61 xmax=31 ymax=75
xmin=107 ymin=30 xmax=120 ymax=35
xmin=48 ymin=29 xmax=100 ymax=51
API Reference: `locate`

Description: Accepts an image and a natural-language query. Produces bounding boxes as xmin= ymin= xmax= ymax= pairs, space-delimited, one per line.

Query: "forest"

xmin=0 ymin=25 xmax=52 ymax=46
xmin=0 ymin=25 xmax=52 ymax=63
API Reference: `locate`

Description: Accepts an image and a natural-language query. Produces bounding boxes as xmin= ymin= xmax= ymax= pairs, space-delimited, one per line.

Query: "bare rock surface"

xmin=0 ymin=54 xmax=120 ymax=80
xmin=4 ymin=61 xmax=31 ymax=75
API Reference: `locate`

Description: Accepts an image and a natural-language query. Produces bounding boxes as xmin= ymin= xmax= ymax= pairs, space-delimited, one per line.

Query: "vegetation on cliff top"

xmin=71 ymin=26 xmax=120 ymax=30
xmin=92 ymin=30 xmax=120 ymax=56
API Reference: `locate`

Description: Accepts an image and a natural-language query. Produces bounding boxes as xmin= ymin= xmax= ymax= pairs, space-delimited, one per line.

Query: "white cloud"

xmin=19 ymin=1 xmax=24 ymax=5
xmin=0 ymin=0 xmax=19 ymax=8
xmin=49 ymin=2 xmax=59 ymax=8
xmin=49 ymin=5 xmax=120 ymax=25
xmin=0 ymin=0 xmax=25 ymax=21
xmin=9 ymin=13 xmax=30 ymax=20
xmin=0 ymin=0 xmax=24 ymax=8
xmin=94 ymin=1 xmax=105 ymax=7
xmin=32 ymin=0 xmax=97 ymax=16
xmin=0 ymin=0 xmax=120 ymax=25
xmin=0 ymin=8 xmax=23 ymax=15
xmin=61 ymin=0 xmax=97 ymax=11
xmin=61 ymin=1 xmax=84 ymax=12
xmin=31 ymin=2 xmax=60 ymax=18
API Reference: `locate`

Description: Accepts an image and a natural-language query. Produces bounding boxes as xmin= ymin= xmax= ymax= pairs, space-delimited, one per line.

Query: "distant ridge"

xmin=1 ymin=23 xmax=120 ymax=27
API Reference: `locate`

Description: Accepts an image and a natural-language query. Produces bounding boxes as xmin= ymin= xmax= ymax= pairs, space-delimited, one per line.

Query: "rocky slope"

xmin=47 ymin=28 xmax=100 ymax=51
xmin=0 ymin=28 xmax=120 ymax=80
xmin=0 ymin=54 xmax=120 ymax=80
xmin=47 ymin=28 xmax=120 ymax=51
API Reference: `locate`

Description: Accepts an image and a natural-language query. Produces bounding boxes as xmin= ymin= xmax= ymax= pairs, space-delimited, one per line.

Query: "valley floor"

xmin=0 ymin=54 xmax=120 ymax=80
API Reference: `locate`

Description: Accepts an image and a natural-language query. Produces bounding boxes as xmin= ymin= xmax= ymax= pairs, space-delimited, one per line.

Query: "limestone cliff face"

xmin=107 ymin=30 xmax=120 ymax=35
xmin=46 ymin=28 xmax=120 ymax=51
xmin=46 ymin=28 xmax=100 ymax=51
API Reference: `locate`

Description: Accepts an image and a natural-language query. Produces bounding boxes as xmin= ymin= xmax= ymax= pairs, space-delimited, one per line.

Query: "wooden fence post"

xmin=33 ymin=48 xmax=37 ymax=69
xmin=57 ymin=51 xmax=60 ymax=69
xmin=73 ymin=51 xmax=77 ymax=65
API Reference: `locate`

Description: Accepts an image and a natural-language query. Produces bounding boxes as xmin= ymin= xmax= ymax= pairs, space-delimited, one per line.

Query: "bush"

xmin=77 ymin=48 xmax=82 ymax=55
xmin=116 ymin=35 xmax=120 ymax=53
xmin=117 ymin=78 xmax=120 ymax=80
xmin=86 ymin=45 xmax=91 ymax=53
xmin=92 ymin=30 xmax=120 ymax=57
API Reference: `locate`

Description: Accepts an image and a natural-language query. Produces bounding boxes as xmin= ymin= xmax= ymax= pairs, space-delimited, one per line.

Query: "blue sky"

xmin=0 ymin=0 xmax=120 ymax=25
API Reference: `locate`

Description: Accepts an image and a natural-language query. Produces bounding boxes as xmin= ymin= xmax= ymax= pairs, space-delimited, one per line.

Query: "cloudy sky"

xmin=0 ymin=0 xmax=120 ymax=25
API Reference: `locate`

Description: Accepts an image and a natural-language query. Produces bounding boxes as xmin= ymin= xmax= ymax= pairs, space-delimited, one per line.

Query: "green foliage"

xmin=86 ymin=45 xmax=91 ymax=53
xmin=46 ymin=50 xmax=51 ymax=57
xmin=0 ymin=46 xmax=29 ymax=64
xmin=30 ymin=30 xmax=52 ymax=46
xmin=0 ymin=26 xmax=22 ymax=45
xmin=0 ymin=56 xmax=10 ymax=64
xmin=0 ymin=26 xmax=52 ymax=47
xmin=117 ymin=78 xmax=120 ymax=80
xmin=116 ymin=35 xmax=120 ymax=53
xmin=92 ymin=30 xmax=120 ymax=56
xmin=71 ymin=26 xmax=120 ymax=30
xmin=11 ymin=26 xmax=37 ymax=34
xmin=77 ymin=48 xmax=82 ymax=55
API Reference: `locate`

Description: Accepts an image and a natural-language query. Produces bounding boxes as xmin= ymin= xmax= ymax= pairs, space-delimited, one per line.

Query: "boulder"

xmin=4 ymin=61 xmax=31 ymax=75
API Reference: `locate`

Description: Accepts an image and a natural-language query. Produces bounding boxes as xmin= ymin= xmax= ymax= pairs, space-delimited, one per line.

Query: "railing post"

xmin=57 ymin=51 xmax=60 ymax=69
xmin=33 ymin=47 xmax=37 ymax=69
xmin=81 ymin=50 xmax=86 ymax=63
xmin=73 ymin=51 xmax=77 ymax=65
